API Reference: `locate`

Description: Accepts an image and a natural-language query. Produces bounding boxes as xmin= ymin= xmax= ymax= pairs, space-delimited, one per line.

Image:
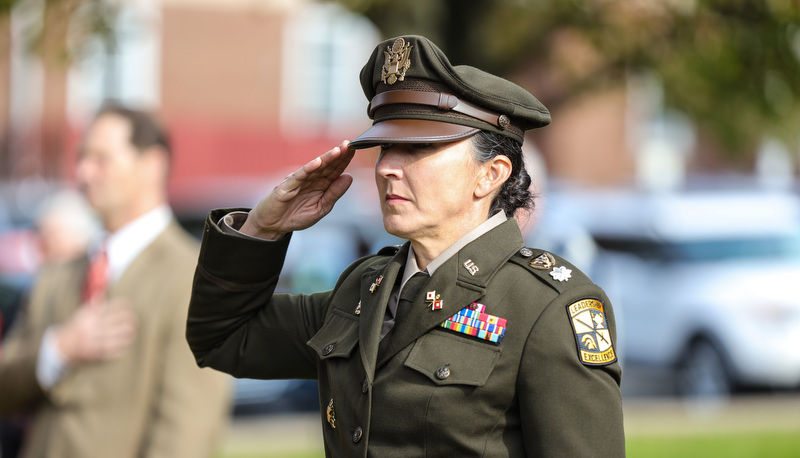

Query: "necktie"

xmin=380 ymin=271 xmax=428 ymax=344
xmin=83 ymin=245 xmax=109 ymax=303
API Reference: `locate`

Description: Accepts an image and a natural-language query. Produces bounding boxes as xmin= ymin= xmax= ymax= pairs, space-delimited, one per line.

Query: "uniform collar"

xmin=402 ymin=211 xmax=507 ymax=287
xmin=375 ymin=217 xmax=525 ymax=366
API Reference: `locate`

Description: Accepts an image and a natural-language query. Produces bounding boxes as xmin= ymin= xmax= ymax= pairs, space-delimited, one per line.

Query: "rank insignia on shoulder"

xmin=550 ymin=266 xmax=572 ymax=282
xmin=567 ymin=299 xmax=616 ymax=366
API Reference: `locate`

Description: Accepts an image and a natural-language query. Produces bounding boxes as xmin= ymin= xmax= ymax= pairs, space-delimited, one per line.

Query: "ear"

xmin=474 ymin=155 xmax=512 ymax=199
xmin=140 ymin=145 xmax=170 ymax=184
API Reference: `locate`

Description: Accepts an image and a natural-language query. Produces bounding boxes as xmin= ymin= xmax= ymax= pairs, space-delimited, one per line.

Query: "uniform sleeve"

xmin=517 ymin=284 xmax=625 ymax=457
xmin=186 ymin=209 xmax=331 ymax=380
xmin=142 ymin=266 xmax=232 ymax=458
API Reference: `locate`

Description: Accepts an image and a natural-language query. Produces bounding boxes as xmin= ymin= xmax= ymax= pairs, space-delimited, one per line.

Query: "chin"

xmin=381 ymin=216 xmax=414 ymax=241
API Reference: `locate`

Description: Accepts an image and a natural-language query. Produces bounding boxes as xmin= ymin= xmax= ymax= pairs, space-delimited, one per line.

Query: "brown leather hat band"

xmin=368 ymin=90 xmax=510 ymax=130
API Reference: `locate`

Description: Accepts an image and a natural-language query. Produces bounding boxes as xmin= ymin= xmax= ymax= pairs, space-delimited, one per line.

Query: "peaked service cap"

xmin=350 ymin=35 xmax=551 ymax=149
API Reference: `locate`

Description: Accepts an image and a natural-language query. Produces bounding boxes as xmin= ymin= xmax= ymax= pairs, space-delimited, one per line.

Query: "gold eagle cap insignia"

xmin=382 ymin=38 xmax=413 ymax=85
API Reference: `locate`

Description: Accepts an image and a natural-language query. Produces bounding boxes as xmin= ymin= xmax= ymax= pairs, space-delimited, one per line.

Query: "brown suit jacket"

xmin=0 ymin=220 xmax=231 ymax=458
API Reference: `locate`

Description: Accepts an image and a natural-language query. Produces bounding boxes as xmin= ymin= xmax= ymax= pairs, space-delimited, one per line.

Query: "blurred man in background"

xmin=0 ymin=105 xmax=231 ymax=458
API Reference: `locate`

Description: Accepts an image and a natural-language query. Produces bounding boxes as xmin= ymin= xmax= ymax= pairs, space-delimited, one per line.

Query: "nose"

xmin=375 ymin=145 xmax=404 ymax=180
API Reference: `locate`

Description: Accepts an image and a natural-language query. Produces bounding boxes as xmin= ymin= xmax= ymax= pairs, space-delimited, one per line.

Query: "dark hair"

xmin=95 ymin=104 xmax=171 ymax=160
xmin=469 ymin=131 xmax=534 ymax=218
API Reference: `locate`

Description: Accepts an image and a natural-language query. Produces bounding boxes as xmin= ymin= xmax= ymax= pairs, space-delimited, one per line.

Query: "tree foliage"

xmin=3 ymin=0 xmax=799 ymax=160
xmin=339 ymin=0 xmax=800 ymax=159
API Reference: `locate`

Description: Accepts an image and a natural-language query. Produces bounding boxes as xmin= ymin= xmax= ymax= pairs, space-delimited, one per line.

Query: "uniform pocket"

xmin=307 ymin=309 xmax=359 ymax=359
xmin=404 ymin=330 xmax=502 ymax=386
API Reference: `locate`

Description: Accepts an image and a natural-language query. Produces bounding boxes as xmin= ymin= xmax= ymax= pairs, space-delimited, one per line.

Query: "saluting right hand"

xmin=240 ymin=140 xmax=356 ymax=240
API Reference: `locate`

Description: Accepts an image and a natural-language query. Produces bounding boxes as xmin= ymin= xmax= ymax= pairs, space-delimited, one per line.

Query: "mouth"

xmin=384 ymin=194 xmax=409 ymax=205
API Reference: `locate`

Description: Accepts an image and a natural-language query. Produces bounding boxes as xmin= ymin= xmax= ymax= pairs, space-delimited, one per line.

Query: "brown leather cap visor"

xmin=349 ymin=119 xmax=480 ymax=150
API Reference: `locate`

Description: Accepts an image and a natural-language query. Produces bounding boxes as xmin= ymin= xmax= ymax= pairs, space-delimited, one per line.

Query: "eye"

xmin=380 ymin=143 xmax=394 ymax=152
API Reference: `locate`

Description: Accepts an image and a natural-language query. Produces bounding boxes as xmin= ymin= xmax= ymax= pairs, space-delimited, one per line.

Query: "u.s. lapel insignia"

xmin=326 ymin=398 xmax=336 ymax=428
xmin=529 ymin=252 xmax=555 ymax=270
xmin=550 ymin=266 xmax=572 ymax=282
xmin=567 ymin=298 xmax=616 ymax=366
xmin=426 ymin=291 xmax=443 ymax=311
xmin=463 ymin=259 xmax=479 ymax=276
xmin=369 ymin=275 xmax=384 ymax=293
xmin=354 ymin=301 xmax=362 ymax=316
xmin=382 ymin=37 xmax=412 ymax=85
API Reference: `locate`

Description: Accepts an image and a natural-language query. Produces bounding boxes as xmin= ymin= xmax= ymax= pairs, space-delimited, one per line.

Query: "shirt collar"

xmin=402 ymin=211 xmax=507 ymax=285
xmin=102 ymin=205 xmax=172 ymax=282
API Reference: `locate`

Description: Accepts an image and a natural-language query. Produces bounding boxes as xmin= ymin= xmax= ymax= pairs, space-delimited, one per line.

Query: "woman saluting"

xmin=187 ymin=35 xmax=624 ymax=457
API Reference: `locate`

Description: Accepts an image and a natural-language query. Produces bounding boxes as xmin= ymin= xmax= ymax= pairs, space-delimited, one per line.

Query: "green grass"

xmin=218 ymin=453 xmax=322 ymax=458
xmin=216 ymin=431 xmax=800 ymax=458
xmin=626 ymin=431 xmax=800 ymax=458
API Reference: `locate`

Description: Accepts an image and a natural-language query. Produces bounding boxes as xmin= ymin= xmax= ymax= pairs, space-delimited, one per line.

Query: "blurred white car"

xmin=536 ymin=188 xmax=800 ymax=397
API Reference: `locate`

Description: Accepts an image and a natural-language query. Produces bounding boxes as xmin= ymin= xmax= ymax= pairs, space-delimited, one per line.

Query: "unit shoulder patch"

xmin=566 ymin=298 xmax=617 ymax=366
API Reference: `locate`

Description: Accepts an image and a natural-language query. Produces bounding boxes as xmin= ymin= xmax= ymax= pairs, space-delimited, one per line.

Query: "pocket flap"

xmin=405 ymin=331 xmax=502 ymax=386
xmin=307 ymin=309 xmax=359 ymax=359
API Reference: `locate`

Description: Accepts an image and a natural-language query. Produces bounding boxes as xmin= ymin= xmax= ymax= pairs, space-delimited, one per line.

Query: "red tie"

xmin=83 ymin=245 xmax=109 ymax=303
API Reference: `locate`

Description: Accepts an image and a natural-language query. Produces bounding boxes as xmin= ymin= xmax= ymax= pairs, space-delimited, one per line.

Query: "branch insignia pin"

xmin=426 ymin=290 xmax=444 ymax=311
xmin=369 ymin=275 xmax=384 ymax=293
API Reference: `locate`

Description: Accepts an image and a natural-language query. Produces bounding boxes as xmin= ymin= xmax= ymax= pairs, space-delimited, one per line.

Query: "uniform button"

xmin=323 ymin=343 xmax=336 ymax=356
xmin=435 ymin=366 xmax=451 ymax=380
xmin=353 ymin=426 xmax=363 ymax=442
xmin=520 ymin=247 xmax=533 ymax=257
xmin=361 ymin=379 xmax=369 ymax=394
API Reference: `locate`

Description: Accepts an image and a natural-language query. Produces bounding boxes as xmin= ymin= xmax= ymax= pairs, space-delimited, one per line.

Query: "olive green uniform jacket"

xmin=0 ymin=221 xmax=231 ymax=458
xmin=188 ymin=209 xmax=625 ymax=457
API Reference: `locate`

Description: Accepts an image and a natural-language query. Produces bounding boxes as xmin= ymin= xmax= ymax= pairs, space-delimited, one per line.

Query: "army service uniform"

xmin=188 ymin=34 xmax=624 ymax=457
xmin=187 ymin=210 xmax=624 ymax=457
